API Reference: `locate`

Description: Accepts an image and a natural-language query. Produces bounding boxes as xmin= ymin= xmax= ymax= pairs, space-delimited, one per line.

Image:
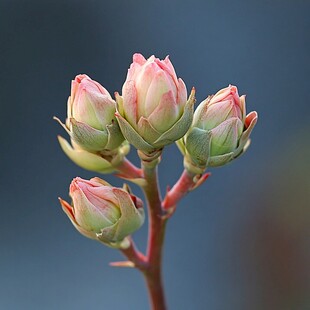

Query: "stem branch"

xmin=116 ymin=157 xmax=143 ymax=179
xmin=162 ymin=169 xmax=210 ymax=210
xmin=120 ymin=238 xmax=147 ymax=271
xmin=142 ymin=161 xmax=167 ymax=310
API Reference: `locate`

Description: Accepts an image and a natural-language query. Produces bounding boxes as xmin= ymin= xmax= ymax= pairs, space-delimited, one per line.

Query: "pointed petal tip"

xmin=251 ymin=111 xmax=258 ymax=118
xmin=133 ymin=53 xmax=146 ymax=64
xmin=53 ymin=116 xmax=63 ymax=125
xmin=74 ymin=74 xmax=90 ymax=82
xmin=54 ymin=116 xmax=71 ymax=135
xmin=230 ymin=85 xmax=237 ymax=93
xmin=245 ymin=111 xmax=258 ymax=128
xmin=188 ymin=88 xmax=196 ymax=106
xmin=58 ymin=197 xmax=74 ymax=215
xmin=59 ymin=196 xmax=69 ymax=206
xmin=114 ymin=91 xmax=120 ymax=98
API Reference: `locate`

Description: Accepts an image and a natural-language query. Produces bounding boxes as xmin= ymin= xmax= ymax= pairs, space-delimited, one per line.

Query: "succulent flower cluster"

xmin=55 ymin=53 xmax=257 ymax=248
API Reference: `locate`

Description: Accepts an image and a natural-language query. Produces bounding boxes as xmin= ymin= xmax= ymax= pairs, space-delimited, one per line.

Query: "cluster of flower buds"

xmin=55 ymin=53 xmax=257 ymax=245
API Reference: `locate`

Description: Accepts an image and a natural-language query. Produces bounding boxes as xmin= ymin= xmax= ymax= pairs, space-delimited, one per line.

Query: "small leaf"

xmin=57 ymin=136 xmax=115 ymax=173
xmin=208 ymin=152 xmax=234 ymax=167
xmin=70 ymin=118 xmax=108 ymax=152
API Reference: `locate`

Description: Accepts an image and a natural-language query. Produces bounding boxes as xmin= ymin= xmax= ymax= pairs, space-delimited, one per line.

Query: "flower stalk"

xmin=55 ymin=53 xmax=258 ymax=309
xmin=114 ymin=157 xmax=143 ymax=180
xmin=142 ymin=160 xmax=167 ymax=310
xmin=162 ymin=169 xmax=211 ymax=210
xmin=116 ymin=157 xmax=167 ymax=309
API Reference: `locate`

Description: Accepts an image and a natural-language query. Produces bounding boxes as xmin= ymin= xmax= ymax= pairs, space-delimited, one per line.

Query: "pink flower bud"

xmin=69 ymin=74 xmax=115 ymax=130
xmin=59 ymin=177 xmax=144 ymax=248
xmin=55 ymin=74 xmax=124 ymax=154
xmin=115 ymin=54 xmax=195 ymax=153
xmin=178 ymin=85 xmax=258 ymax=172
xmin=195 ymin=85 xmax=244 ymax=131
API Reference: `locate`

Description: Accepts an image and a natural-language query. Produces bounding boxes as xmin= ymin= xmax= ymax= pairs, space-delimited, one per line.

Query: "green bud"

xmin=115 ymin=54 xmax=195 ymax=154
xmin=55 ymin=74 xmax=124 ymax=153
xmin=178 ymin=85 xmax=258 ymax=173
xmin=59 ymin=177 xmax=145 ymax=248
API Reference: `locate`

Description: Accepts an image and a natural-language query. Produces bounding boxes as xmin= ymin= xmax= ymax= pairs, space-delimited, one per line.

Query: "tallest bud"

xmin=115 ymin=53 xmax=195 ymax=154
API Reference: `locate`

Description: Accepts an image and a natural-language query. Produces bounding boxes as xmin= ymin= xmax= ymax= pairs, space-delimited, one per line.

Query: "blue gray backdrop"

xmin=1 ymin=0 xmax=309 ymax=309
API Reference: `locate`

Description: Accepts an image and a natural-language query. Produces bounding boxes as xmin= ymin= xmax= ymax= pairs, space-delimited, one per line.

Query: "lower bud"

xmin=59 ymin=177 xmax=144 ymax=248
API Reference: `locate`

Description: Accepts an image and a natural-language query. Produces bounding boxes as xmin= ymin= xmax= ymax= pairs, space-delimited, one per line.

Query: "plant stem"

xmin=142 ymin=162 xmax=167 ymax=310
xmin=116 ymin=157 xmax=143 ymax=179
xmin=162 ymin=169 xmax=195 ymax=210
xmin=162 ymin=169 xmax=210 ymax=210
xmin=118 ymin=164 xmax=209 ymax=308
xmin=120 ymin=238 xmax=147 ymax=271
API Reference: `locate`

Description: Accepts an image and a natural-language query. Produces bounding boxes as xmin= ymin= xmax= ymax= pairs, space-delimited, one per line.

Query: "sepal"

xmin=69 ymin=118 xmax=108 ymax=152
xmin=58 ymin=136 xmax=115 ymax=173
xmin=115 ymin=110 xmax=156 ymax=153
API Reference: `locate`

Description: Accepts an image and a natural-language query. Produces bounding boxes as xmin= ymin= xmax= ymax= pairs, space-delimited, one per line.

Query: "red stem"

xmin=116 ymin=158 xmax=143 ymax=179
xmin=162 ymin=169 xmax=210 ymax=210
xmin=162 ymin=170 xmax=195 ymax=210
xmin=119 ymin=166 xmax=209 ymax=309
xmin=142 ymin=163 xmax=167 ymax=310
xmin=119 ymin=161 xmax=167 ymax=310
xmin=120 ymin=238 xmax=147 ymax=271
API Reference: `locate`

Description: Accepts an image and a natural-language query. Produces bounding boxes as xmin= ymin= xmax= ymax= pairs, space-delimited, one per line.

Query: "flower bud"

xmin=115 ymin=53 xmax=195 ymax=154
xmin=55 ymin=74 xmax=124 ymax=153
xmin=178 ymin=85 xmax=258 ymax=173
xmin=59 ymin=177 xmax=144 ymax=248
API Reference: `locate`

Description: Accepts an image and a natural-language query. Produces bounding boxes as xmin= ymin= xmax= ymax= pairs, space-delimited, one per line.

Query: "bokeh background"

xmin=1 ymin=0 xmax=309 ymax=309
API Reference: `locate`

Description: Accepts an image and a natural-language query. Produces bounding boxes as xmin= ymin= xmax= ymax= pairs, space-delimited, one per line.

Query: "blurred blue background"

xmin=0 ymin=0 xmax=309 ymax=309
